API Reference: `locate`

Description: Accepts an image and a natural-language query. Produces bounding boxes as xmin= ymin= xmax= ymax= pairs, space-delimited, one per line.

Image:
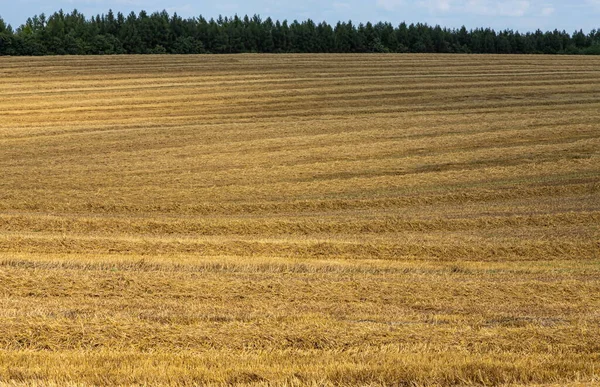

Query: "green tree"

xmin=2 ymin=8 xmax=600 ymax=56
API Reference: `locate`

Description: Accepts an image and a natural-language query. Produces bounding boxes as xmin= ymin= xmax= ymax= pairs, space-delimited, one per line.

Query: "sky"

xmin=0 ymin=0 xmax=598 ymax=33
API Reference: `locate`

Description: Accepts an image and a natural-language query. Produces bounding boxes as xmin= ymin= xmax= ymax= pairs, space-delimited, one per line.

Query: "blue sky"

xmin=1 ymin=0 xmax=598 ymax=33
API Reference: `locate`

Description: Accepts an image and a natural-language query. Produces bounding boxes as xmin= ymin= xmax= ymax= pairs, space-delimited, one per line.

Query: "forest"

xmin=0 ymin=9 xmax=599 ymax=55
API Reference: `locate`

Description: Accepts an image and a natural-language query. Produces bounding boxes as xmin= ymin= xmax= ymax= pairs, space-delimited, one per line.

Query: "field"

xmin=0 ymin=54 xmax=599 ymax=386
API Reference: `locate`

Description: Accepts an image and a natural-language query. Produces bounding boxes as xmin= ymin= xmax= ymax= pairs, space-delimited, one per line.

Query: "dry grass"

xmin=0 ymin=54 xmax=599 ymax=386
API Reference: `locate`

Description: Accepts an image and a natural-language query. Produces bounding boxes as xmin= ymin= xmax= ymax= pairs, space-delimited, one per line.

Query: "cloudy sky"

xmin=1 ymin=0 xmax=598 ymax=33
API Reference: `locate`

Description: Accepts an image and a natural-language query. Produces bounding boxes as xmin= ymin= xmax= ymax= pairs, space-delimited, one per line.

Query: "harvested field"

xmin=0 ymin=54 xmax=599 ymax=386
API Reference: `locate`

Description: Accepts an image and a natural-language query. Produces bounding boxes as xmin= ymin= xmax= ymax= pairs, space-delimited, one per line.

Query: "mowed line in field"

xmin=2 ymin=125 xmax=597 ymax=179
xmin=2 ymin=83 xmax=598 ymax=116
xmin=0 ymin=54 xmax=599 ymax=385
xmin=3 ymin=75 xmax=600 ymax=102
xmin=1 ymin=55 xmax=599 ymax=133
xmin=2 ymin=99 xmax=599 ymax=135
xmin=2 ymin=107 xmax=597 ymax=149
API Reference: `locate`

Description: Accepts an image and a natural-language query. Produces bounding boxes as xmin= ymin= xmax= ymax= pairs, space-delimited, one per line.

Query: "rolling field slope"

xmin=0 ymin=54 xmax=599 ymax=386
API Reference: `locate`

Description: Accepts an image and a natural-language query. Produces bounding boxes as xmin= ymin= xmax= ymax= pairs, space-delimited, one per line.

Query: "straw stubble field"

xmin=0 ymin=54 xmax=599 ymax=386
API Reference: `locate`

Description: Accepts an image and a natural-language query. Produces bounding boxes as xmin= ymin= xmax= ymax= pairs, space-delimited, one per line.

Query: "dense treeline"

xmin=1 ymin=9 xmax=600 ymax=55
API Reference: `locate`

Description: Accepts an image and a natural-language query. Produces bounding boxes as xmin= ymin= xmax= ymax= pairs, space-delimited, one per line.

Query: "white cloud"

xmin=585 ymin=0 xmax=600 ymax=10
xmin=437 ymin=0 xmax=452 ymax=11
xmin=332 ymin=1 xmax=351 ymax=10
xmin=215 ymin=3 xmax=240 ymax=13
xmin=412 ymin=0 xmax=538 ymax=17
xmin=376 ymin=0 xmax=403 ymax=11
xmin=498 ymin=1 xmax=530 ymax=16
xmin=465 ymin=0 xmax=530 ymax=17
xmin=166 ymin=4 xmax=193 ymax=15
xmin=419 ymin=0 xmax=452 ymax=12
xmin=540 ymin=6 xmax=555 ymax=16
xmin=63 ymin=0 xmax=146 ymax=4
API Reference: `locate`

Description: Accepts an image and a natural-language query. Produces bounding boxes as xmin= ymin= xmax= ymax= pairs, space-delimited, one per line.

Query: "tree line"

xmin=1 ymin=9 xmax=599 ymax=56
